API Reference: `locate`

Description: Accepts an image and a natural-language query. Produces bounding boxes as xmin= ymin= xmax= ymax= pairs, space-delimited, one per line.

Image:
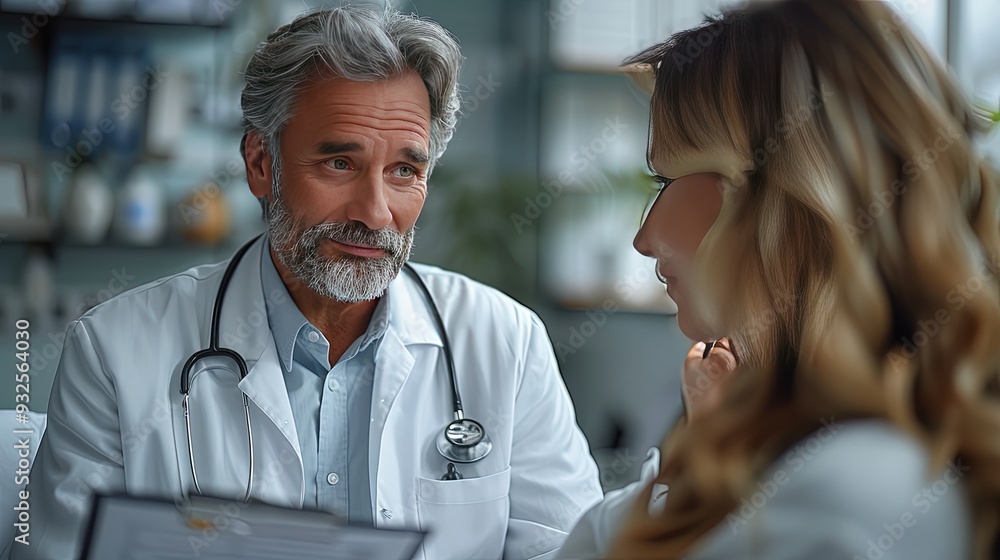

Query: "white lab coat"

xmin=9 ymin=237 xmax=602 ymax=560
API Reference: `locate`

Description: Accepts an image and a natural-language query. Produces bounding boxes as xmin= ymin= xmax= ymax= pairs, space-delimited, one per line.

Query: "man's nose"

xmin=345 ymin=174 xmax=393 ymax=231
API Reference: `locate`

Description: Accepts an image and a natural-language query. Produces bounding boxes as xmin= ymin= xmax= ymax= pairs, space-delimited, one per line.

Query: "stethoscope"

xmin=179 ymin=235 xmax=492 ymax=502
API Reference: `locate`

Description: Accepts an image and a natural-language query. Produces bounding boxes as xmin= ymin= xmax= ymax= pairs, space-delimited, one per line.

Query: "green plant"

xmin=418 ymin=166 xmax=657 ymax=303
xmin=417 ymin=168 xmax=539 ymax=300
xmin=973 ymin=100 xmax=1000 ymax=126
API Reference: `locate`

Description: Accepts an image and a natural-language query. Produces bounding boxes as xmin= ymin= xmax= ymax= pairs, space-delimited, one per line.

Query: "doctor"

xmin=12 ymin=6 xmax=601 ymax=560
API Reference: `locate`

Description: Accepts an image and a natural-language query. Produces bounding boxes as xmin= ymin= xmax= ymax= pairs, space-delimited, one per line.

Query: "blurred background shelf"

xmin=0 ymin=0 xmax=239 ymax=27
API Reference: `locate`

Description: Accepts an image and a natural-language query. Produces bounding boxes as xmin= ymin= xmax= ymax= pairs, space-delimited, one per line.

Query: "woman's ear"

xmin=620 ymin=62 xmax=656 ymax=96
xmin=244 ymin=129 xmax=273 ymax=199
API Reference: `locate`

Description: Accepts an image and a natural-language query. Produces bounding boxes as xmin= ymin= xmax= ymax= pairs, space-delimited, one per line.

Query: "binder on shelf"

xmin=41 ymin=34 xmax=150 ymax=163
xmin=111 ymin=45 xmax=148 ymax=158
xmin=41 ymin=38 xmax=84 ymax=155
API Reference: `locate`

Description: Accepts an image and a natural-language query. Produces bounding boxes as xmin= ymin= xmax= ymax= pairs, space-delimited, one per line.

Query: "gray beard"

xmin=266 ymin=188 xmax=414 ymax=303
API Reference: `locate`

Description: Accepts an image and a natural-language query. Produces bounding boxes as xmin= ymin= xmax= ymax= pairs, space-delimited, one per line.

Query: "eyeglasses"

xmin=640 ymin=174 xmax=675 ymax=227
xmin=640 ymin=171 xmax=739 ymax=227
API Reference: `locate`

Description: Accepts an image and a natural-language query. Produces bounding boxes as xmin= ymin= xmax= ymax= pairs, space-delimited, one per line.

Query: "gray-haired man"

xmin=10 ymin=6 xmax=602 ymax=560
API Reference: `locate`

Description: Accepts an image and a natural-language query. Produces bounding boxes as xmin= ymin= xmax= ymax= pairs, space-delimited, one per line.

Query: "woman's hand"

xmin=681 ymin=338 xmax=738 ymax=424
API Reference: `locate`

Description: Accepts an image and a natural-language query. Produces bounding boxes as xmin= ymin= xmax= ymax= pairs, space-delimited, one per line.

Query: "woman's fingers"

xmin=681 ymin=338 xmax=738 ymax=422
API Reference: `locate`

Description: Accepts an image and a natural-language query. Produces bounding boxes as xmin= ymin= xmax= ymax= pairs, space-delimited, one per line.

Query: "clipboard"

xmin=80 ymin=494 xmax=425 ymax=560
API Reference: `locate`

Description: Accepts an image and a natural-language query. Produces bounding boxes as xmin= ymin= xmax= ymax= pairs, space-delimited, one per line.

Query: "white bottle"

xmin=64 ymin=164 xmax=114 ymax=245
xmin=114 ymin=168 xmax=166 ymax=246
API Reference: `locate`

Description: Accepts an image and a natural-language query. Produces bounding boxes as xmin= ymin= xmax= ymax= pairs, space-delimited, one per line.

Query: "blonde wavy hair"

xmin=614 ymin=0 xmax=1000 ymax=558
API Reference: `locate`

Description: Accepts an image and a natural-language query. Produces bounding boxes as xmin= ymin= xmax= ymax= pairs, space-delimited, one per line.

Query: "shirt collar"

xmin=260 ymin=237 xmax=391 ymax=373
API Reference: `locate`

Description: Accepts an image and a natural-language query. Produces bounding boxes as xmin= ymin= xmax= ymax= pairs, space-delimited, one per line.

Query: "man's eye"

xmin=395 ymin=166 xmax=415 ymax=178
xmin=329 ymin=158 xmax=349 ymax=170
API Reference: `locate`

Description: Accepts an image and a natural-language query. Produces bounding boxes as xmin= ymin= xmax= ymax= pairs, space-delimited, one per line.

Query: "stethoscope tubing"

xmin=399 ymin=264 xmax=466 ymax=420
xmin=179 ymin=234 xmax=487 ymax=499
xmin=180 ymin=235 xmax=260 ymax=501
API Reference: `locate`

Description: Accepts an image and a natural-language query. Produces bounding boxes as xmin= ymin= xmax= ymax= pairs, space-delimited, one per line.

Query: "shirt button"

xmin=327 ymin=378 xmax=340 ymax=392
xmin=307 ymin=330 xmax=320 ymax=343
xmin=326 ymin=472 xmax=340 ymax=485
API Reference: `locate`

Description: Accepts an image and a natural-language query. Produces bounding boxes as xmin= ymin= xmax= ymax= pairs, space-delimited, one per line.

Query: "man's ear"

xmin=244 ymin=129 xmax=273 ymax=199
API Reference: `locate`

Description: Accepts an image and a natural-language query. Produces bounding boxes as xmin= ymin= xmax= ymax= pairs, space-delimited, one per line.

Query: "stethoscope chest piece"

xmin=436 ymin=417 xmax=492 ymax=463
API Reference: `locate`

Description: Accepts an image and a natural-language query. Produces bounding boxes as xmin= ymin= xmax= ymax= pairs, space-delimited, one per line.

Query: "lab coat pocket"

xmin=416 ymin=466 xmax=512 ymax=560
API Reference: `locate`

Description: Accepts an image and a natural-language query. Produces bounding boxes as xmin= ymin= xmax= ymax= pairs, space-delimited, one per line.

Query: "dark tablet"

xmin=81 ymin=493 xmax=424 ymax=560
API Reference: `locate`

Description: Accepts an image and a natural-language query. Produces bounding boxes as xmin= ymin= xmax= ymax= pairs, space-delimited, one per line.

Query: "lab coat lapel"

xmin=239 ymin=336 xmax=305 ymax=507
xmin=369 ymin=328 xmax=415 ymax=510
xmin=369 ymin=266 xmax=444 ymax=519
xmin=238 ymin=339 xmax=301 ymax=460
xmin=212 ymin=236 xmax=304 ymax=502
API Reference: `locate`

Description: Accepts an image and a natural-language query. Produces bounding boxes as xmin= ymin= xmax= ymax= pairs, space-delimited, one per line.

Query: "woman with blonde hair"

xmin=556 ymin=0 xmax=1000 ymax=558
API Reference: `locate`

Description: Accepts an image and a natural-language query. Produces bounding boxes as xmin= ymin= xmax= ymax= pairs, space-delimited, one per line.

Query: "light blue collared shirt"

xmin=260 ymin=241 xmax=387 ymax=525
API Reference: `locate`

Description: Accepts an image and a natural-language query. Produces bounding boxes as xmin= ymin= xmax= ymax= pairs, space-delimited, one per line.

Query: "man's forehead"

xmin=302 ymin=72 xmax=430 ymax=110
xmin=287 ymin=74 xmax=433 ymax=142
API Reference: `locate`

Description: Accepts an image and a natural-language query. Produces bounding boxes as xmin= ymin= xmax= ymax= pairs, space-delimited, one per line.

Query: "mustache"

xmin=300 ymin=221 xmax=408 ymax=257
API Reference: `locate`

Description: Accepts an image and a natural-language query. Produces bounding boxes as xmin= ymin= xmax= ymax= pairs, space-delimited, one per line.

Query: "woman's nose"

xmin=633 ymin=226 xmax=653 ymax=257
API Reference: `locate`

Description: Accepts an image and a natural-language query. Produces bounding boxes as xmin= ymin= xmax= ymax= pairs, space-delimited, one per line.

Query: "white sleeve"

xmin=10 ymin=320 xmax=126 ymax=560
xmin=554 ymin=448 xmax=666 ymax=560
xmin=502 ymin=313 xmax=604 ymax=560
